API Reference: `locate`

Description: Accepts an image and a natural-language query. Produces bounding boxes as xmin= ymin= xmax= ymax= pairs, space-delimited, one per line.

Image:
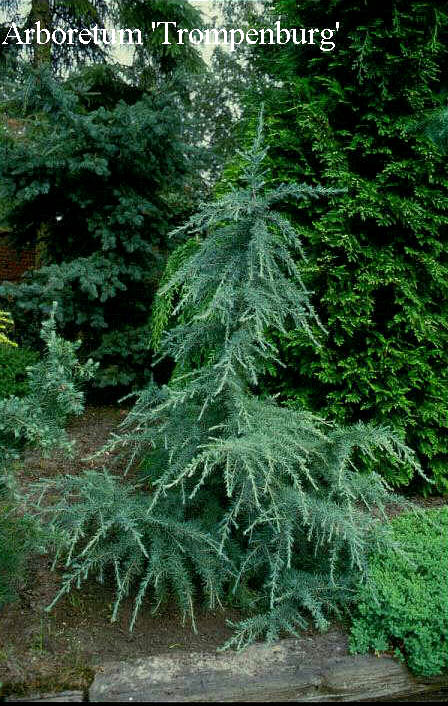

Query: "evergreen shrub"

xmin=255 ymin=0 xmax=448 ymax=492
xmin=0 ymin=305 xmax=96 ymax=607
xmin=350 ymin=507 xmax=448 ymax=676
xmin=0 ymin=303 xmax=97 ymax=478
xmin=34 ymin=122 xmax=421 ymax=649
xmin=0 ymin=67 xmax=196 ymax=388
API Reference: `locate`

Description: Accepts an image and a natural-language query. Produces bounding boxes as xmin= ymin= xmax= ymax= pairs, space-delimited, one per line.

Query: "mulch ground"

xmin=1 ymin=406 xmax=447 ymax=698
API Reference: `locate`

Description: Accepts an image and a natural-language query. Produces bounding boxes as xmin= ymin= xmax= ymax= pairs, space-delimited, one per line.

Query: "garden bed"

xmin=0 ymin=406 xmax=241 ymax=697
xmin=1 ymin=407 xmax=447 ymax=700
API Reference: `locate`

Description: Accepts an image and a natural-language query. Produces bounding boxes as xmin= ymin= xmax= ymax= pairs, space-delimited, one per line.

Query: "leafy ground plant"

xmin=0 ymin=344 xmax=39 ymax=398
xmin=0 ymin=309 xmax=38 ymax=398
xmin=0 ymin=310 xmax=16 ymax=347
xmin=350 ymin=507 xmax=448 ymax=676
xmin=35 ymin=117 xmax=421 ymax=650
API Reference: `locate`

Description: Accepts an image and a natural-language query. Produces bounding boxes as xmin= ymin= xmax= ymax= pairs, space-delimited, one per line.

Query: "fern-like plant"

xmin=36 ymin=117 xmax=421 ymax=649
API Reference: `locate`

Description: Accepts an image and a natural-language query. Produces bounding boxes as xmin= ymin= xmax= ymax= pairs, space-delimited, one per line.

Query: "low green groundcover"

xmin=350 ymin=507 xmax=448 ymax=676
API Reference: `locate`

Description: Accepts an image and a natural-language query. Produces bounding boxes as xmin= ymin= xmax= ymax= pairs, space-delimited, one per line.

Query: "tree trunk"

xmin=30 ymin=0 xmax=51 ymax=66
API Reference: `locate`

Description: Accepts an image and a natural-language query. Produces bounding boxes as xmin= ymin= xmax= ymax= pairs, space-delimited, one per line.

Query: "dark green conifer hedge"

xmin=254 ymin=0 xmax=448 ymax=492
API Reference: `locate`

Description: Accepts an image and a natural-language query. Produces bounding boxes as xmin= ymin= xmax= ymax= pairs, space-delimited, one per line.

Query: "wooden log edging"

xmin=89 ymin=639 xmax=448 ymax=702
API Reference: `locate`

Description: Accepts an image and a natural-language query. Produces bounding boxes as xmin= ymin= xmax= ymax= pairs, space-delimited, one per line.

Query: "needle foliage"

xmin=252 ymin=0 xmax=448 ymax=492
xmin=0 ymin=304 xmax=97 ymax=477
xmin=0 ymin=66 xmax=195 ymax=388
xmin=36 ymin=120 xmax=420 ymax=649
xmin=0 ymin=304 xmax=96 ymax=607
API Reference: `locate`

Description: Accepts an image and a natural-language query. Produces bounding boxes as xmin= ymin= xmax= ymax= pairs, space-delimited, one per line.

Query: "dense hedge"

xmin=255 ymin=0 xmax=448 ymax=492
xmin=350 ymin=507 xmax=448 ymax=676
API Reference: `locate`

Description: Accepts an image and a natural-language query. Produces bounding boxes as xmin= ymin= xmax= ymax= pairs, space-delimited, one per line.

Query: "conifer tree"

xmin=116 ymin=0 xmax=204 ymax=87
xmin=0 ymin=303 xmax=97 ymax=478
xmin=0 ymin=3 xmax=209 ymax=389
xmin=0 ymin=67 xmax=196 ymax=388
xmin=0 ymin=0 xmax=109 ymax=70
xmin=0 ymin=305 xmax=96 ymax=607
xmin=36 ymin=118 xmax=420 ymax=648
xmin=251 ymin=0 xmax=448 ymax=492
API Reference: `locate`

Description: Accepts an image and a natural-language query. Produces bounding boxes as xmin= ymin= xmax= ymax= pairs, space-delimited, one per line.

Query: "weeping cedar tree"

xmin=35 ymin=121 xmax=420 ymax=649
xmin=250 ymin=0 xmax=448 ymax=493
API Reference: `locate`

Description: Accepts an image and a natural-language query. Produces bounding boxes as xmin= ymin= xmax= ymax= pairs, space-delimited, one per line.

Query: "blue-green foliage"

xmin=350 ymin=507 xmax=448 ymax=676
xmin=0 ymin=499 xmax=42 ymax=607
xmin=0 ymin=303 xmax=97 ymax=479
xmin=0 ymin=66 xmax=196 ymax=388
xmin=150 ymin=237 xmax=201 ymax=352
xmin=35 ymin=121 xmax=421 ymax=649
xmin=0 ymin=305 xmax=96 ymax=606
xmin=38 ymin=469 xmax=228 ymax=631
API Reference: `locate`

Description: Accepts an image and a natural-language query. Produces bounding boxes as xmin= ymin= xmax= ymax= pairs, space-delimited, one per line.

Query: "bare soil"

xmin=1 ymin=407 xmax=446 ymax=699
xmin=1 ymin=407 xmax=245 ymax=697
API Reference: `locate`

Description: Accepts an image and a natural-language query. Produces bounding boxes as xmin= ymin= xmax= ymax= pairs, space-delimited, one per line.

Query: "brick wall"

xmin=0 ymin=234 xmax=36 ymax=282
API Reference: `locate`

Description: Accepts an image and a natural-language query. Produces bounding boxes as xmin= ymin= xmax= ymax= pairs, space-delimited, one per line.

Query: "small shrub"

xmin=0 ymin=304 xmax=97 ymax=475
xmin=349 ymin=507 xmax=448 ymax=676
xmin=0 ymin=344 xmax=39 ymax=398
xmin=0 ymin=305 xmax=96 ymax=607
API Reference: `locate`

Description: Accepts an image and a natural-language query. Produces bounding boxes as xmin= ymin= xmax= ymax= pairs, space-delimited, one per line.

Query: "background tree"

xmin=0 ymin=67 xmax=199 ymax=389
xmin=116 ymin=0 xmax=203 ymax=87
xmin=0 ymin=2 xmax=211 ymax=391
xmin=0 ymin=0 xmax=109 ymax=70
xmin=251 ymin=0 xmax=448 ymax=492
